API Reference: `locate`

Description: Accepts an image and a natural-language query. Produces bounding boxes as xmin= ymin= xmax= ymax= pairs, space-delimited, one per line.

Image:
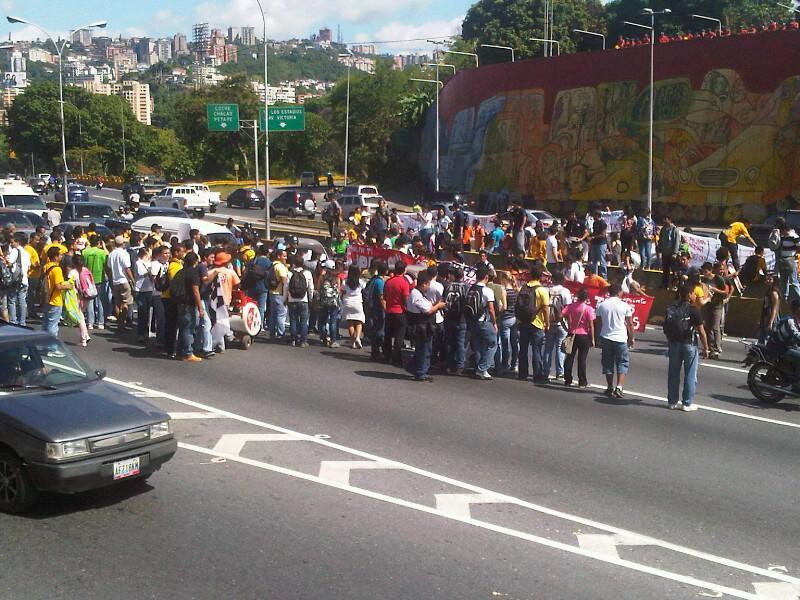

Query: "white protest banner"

xmin=679 ymin=230 xmax=774 ymax=270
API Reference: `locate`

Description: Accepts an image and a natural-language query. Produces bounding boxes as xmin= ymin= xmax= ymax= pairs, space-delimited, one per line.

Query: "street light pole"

xmin=6 ymin=16 xmax=106 ymax=194
xmin=479 ymin=44 xmax=515 ymax=62
xmin=78 ymin=112 xmax=84 ymax=176
xmin=573 ymin=28 xmax=606 ymax=50
xmin=443 ymin=49 xmax=478 ymax=68
xmin=121 ymin=100 xmax=126 ymax=172
xmin=410 ymin=77 xmax=444 ymax=193
xmin=339 ymin=49 xmax=354 ymax=187
xmin=528 ymin=38 xmax=561 ymax=56
xmin=624 ymin=8 xmax=670 ymax=213
xmin=255 ymin=0 xmax=271 ymax=240
xmin=691 ymin=14 xmax=722 ymax=36
xmin=778 ymin=2 xmax=800 ymax=14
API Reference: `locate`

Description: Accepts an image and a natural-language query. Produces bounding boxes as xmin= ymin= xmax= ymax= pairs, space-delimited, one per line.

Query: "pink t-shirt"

xmin=562 ymin=301 xmax=596 ymax=335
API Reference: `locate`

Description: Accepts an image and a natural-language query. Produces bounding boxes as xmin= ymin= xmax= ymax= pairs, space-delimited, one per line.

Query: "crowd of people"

xmin=613 ymin=18 xmax=799 ymax=49
xmin=3 ymin=193 xmax=800 ymax=408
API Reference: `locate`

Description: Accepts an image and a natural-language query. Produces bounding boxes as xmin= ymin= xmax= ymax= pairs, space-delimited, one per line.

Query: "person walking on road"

xmin=663 ymin=285 xmax=709 ymax=411
xmin=700 ymin=262 xmax=726 ymax=359
xmin=771 ymin=217 xmax=800 ymax=302
xmin=562 ymin=287 xmax=595 ymax=388
xmin=177 ymin=252 xmax=203 ymax=362
xmin=595 ymin=283 xmax=634 ymax=398
xmin=543 ymin=270 xmax=571 ymax=381
xmin=406 ymin=270 xmax=446 ymax=382
xmin=268 ymin=247 xmax=289 ymax=341
xmin=516 ymin=264 xmax=550 ymax=383
xmin=467 ymin=264 xmax=498 ymax=380
xmin=657 ymin=216 xmax=681 ymax=288
xmin=285 ymin=254 xmax=313 ymax=347
xmin=382 ymin=261 xmax=410 ymax=365
xmin=41 ymin=246 xmax=73 ymax=338
xmin=341 ymin=265 xmax=365 ymax=349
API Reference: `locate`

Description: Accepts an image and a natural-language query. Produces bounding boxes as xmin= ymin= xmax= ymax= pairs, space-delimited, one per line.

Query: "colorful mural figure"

xmin=423 ymin=34 xmax=800 ymax=224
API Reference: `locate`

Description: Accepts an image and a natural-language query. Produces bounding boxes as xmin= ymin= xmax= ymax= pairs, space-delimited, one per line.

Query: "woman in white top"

xmin=565 ymin=252 xmax=585 ymax=284
xmin=340 ymin=264 xmax=365 ymax=348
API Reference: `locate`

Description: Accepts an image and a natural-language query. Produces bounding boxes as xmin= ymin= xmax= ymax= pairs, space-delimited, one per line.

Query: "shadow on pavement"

xmin=320 ymin=351 xmax=374 ymax=363
xmin=593 ymin=393 xmax=644 ymax=407
xmin=354 ymin=370 xmax=414 ymax=381
xmin=21 ymin=479 xmax=154 ymax=520
xmin=708 ymin=393 xmax=800 ymax=412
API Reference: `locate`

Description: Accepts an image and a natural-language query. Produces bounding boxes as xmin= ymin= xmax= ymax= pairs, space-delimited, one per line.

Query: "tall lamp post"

xmin=624 ymin=7 xmax=670 ymax=213
xmin=6 ymin=16 xmax=106 ymax=195
xmin=254 ymin=0 xmax=271 ymax=240
xmin=443 ymin=49 xmax=478 ymax=68
xmin=691 ymin=14 xmax=722 ymax=36
xmin=338 ymin=48 xmax=354 ymax=187
xmin=410 ymin=77 xmax=444 ymax=192
xmin=777 ymin=2 xmax=800 ymax=14
xmin=528 ymin=37 xmax=561 ymax=56
xmin=479 ymin=43 xmax=515 ymax=62
xmin=573 ymin=28 xmax=606 ymax=50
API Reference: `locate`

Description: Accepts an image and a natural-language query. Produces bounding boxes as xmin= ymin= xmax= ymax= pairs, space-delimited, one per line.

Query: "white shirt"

xmin=151 ymin=261 xmax=166 ymax=297
xmin=109 ymin=247 xmax=132 ymax=285
xmin=406 ymin=288 xmax=433 ymax=314
xmin=7 ymin=246 xmax=30 ymax=286
xmin=425 ymin=279 xmax=444 ymax=324
xmin=48 ymin=209 xmax=61 ymax=226
xmin=545 ymin=235 xmax=559 ymax=264
xmin=595 ymin=296 xmax=633 ymax=343
xmin=565 ymin=261 xmax=585 ymax=283
xmin=549 ymin=284 xmax=573 ymax=315
xmin=286 ymin=268 xmax=314 ymax=303
xmin=477 ymin=283 xmax=496 ymax=323
xmin=436 ymin=215 xmax=452 ymax=233
xmin=134 ymin=258 xmax=153 ymax=292
xmin=129 ymin=192 xmax=140 ymax=204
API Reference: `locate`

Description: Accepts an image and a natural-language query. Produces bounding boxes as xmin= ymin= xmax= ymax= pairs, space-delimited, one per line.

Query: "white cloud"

xmin=358 ymin=17 xmax=462 ymax=53
xmin=193 ymin=0 xmax=429 ymax=39
xmin=7 ymin=24 xmax=64 ymax=43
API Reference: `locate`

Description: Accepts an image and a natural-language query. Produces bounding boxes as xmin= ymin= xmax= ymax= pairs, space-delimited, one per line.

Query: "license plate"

xmin=113 ymin=457 xmax=141 ymax=480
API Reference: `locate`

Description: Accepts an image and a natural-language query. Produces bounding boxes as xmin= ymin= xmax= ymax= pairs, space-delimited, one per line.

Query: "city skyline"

xmin=0 ymin=0 xmax=467 ymax=53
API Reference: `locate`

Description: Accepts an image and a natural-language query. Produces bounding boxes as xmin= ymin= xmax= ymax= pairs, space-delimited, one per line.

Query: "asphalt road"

xmin=2 ymin=317 xmax=798 ymax=599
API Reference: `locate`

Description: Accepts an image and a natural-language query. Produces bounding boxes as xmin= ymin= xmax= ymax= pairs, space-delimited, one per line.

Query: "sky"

xmin=0 ymin=0 xmax=471 ymax=53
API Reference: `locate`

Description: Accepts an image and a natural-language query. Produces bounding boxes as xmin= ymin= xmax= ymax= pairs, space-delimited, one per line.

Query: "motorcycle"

xmin=744 ymin=343 xmax=799 ymax=403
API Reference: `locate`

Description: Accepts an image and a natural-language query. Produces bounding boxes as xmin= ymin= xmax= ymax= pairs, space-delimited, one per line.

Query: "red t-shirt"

xmin=383 ymin=274 xmax=410 ymax=314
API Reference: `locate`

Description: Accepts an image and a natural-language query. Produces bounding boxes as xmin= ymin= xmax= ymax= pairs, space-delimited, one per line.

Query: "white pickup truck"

xmin=185 ymin=183 xmax=221 ymax=213
xmin=150 ymin=185 xmax=211 ymax=217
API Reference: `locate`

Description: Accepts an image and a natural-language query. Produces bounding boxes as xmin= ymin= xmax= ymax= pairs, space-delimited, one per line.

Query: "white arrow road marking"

xmin=434 ymin=493 xmax=506 ymax=519
xmin=318 ymin=460 xmax=402 ymax=485
xmin=751 ymin=582 xmax=800 ymax=599
xmin=576 ymin=533 xmax=652 ymax=559
xmin=168 ymin=411 xmax=225 ymax=420
xmin=211 ymin=433 xmax=305 ymax=456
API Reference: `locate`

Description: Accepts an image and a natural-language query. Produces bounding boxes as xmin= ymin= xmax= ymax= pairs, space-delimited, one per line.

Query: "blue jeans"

xmin=288 ymin=301 xmax=309 ymax=343
xmin=178 ymin=304 xmax=198 ymax=357
xmin=370 ymin=310 xmax=385 ymax=358
xmin=590 ymin=242 xmax=608 ymax=278
xmin=42 ymin=304 xmax=62 ymax=338
xmin=495 ymin=315 xmax=518 ymax=371
xmin=667 ymin=342 xmax=699 ymax=406
xmin=196 ymin=300 xmax=212 ymax=353
xmin=98 ymin=280 xmax=111 ymax=323
xmin=413 ymin=331 xmax=432 ymax=379
xmin=519 ymin=322 xmax=547 ymax=380
xmin=778 ymin=259 xmax=800 ymax=302
xmin=137 ymin=291 xmax=153 ymax=338
xmin=600 ymin=338 xmax=630 ymax=375
xmin=7 ymin=284 xmax=27 ymax=326
xmin=638 ymin=238 xmax=652 ymax=269
xmin=268 ymin=293 xmax=287 ymax=338
xmin=254 ymin=291 xmax=268 ymax=332
xmin=320 ymin=305 xmax=339 ymax=342
xmin=544 ymin=325 xmax=568 ymax=377
xmin=470 ymin=320 xmax=497 ymax=375
xmin=445 ymin=320 xmax=467 ymax=370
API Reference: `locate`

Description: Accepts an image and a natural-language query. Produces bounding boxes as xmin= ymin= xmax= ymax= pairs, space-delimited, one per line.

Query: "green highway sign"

xmin=207 ymin=103 xmax=240 ymax=131
xmin=259 ymin=105 xmax=306 ymax=132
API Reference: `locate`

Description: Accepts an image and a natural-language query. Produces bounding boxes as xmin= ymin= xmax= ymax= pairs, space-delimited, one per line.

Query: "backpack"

xmin=8 ymin=248 xmax=23 ymax=290
xmin=320 ymin=278 xmax=339 ymax=308
xmin=40 ymin=265 xmax=58 ymax=305
xmin=362 ymin=275 xmax=380 ymax=312
xmin=288 ymin=269 xmax=309 ymax=299
xmin=443 ymin=281 xmax=466 ymax=319
xmin=265 ymin=264 xmax=279 ymax=291
xmin=154 ymin=264 xmax=170 ymax=292
xmin=168 ymin=268 xmax=187 ymax=302
xmin=0 ymin=260 xmax=13 ymax=290
xmin=516 ymin=284 xmax=541 ymax=323
xmin=663 ymin=302 xmax=695 ymax=342
xmin=79 ymin=268 xmax=98 ymax=299
xmin=549 ymin=288 xmax=567 ymax=326
xmin=463 ymin=284 xmax=485 ymax=322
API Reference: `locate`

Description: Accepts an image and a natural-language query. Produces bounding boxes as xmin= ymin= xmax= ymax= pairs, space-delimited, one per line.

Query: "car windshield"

xmin=208 ymin=232 xmax=237 ymax=246
xmin=361 ymin=187 xmax=378 ymax=195
xmin=0 ymin=212 xmax=33 ymax=228
xmin=0 ymin=339 xmax=93 ymax=391
xmin=3 ymin=194 xmax=46 ymax=209
xmin=73 ymin=205 xmax=113 ymax=219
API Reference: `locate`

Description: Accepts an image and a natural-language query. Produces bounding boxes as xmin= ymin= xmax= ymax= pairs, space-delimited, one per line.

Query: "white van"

xmin=131 ymin=216 xmax=237 ymax=247
xmin=0 ymin=183 xmax=47 ymax=219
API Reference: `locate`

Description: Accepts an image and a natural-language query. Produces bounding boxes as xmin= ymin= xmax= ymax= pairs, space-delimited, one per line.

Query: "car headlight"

xmin=46 ymin=439 xmax=90 ymax=461
xmin=149 ymin=421 xmax=172 ymax=439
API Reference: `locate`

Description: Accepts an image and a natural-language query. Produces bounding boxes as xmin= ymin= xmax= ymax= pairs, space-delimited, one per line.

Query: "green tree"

xmin=462 ymin=0 xmax=607 ymax=60
xmin=397 ymin=89 xmax=436 ymax=129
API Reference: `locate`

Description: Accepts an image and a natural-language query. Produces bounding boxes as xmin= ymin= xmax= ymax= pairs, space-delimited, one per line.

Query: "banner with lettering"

xmin=562 ymin=281 xmax=654 ymax=333
xmin=679 ymin=230 xmax=775 ymax=270
xmin=346 ymin=244 xmax=418 ymax=270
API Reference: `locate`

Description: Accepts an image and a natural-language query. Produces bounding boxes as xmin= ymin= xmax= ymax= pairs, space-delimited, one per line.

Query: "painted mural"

xmin=422 ymin=36 xmax=800 ymax=224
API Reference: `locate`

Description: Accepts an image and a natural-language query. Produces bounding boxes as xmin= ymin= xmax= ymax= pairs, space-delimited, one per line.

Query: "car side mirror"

xmin=95 ymin=369 xmax=106 ymax=380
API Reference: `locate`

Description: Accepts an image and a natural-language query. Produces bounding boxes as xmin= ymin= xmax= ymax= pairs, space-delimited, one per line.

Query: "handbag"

xmin=561 ymin=304 xmax=587 ymax=354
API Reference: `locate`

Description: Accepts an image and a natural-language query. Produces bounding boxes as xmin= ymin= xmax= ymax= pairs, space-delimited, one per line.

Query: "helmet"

xmin=286 ymin=234 xmax=299 ymax=246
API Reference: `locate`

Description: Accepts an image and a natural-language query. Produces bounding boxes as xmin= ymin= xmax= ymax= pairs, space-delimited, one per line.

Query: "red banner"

xmin=346 ymin=244 xmax=418 ymax=271
xmin=562 ymin=281 xmax=654 ymax=333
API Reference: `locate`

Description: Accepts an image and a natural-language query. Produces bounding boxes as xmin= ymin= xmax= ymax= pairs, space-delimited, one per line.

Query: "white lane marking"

xmin=178 ymin=441 xmax=763 ymax=600
xmin=644 ymin=326 xmax=751 ymax=345
xmin=702 ymin=362 xmax=749 ymax=374
xmin=751 ymin=582 xmax=800 ymax=599
xmin=318 ymin=460 xmax=402 ymax=485
xmin=107 ymin=377 xmax=800 ymax=588
xmin=211 ymin=433 xmax=304 ymax=456
xmin=588 ymin=385 xmax=800 ymax=430
xmin=434 ymin=493 xmax=505 ymax=519
xmin=168 ymin=411 xmax=225 ymax=420
xmin=576 ymin=533 xmax=654 ymax=559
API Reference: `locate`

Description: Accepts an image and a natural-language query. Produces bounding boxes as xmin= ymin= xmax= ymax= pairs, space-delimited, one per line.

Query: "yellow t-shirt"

xmin=525 ymin=280 xmax=551 ymax=330
xmin=162 ymin=259 xmax=183 ymax=300
xmin=25 ymin=244 xmax=41 ymax=278
xmin=44 ymin=261 xmax=65 ymax=307
xmin=272 ymin=261 xmax=289 ymax=295
xmin=42 ymin=242 xmax=68 ymax=262
xmin=725 ymin=222 xmax=750 ymax=244
xmin=529 ymin=239 xmax=547 ymax=261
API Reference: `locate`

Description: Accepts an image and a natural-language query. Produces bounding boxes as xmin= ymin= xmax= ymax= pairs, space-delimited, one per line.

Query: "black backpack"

xmin=443 ymin=281 xmax=466 ymax=319
xmin=463 ymin=284 xmax=485 ymax=322
xmin=516 ymin=284 xmax=541 ymax=323
xmin=549 ymin=289 xmax=567 ymax=326
xmin=288 ymin=268 xmax=308 ymax=299
xmin=265 ymin=264 xmax=279 ymax=291
xmin=362 ymin=275 xmax=381 ymax=312
xmin=154 ymin=264 xmax=170 ymax=293
xmin=0 ymin=260 xmax=13 ymax=290
xmin=663 ymin=302 xmax=694 ymax=342
xmin=168 ymin=268 xmax=187 ymax=302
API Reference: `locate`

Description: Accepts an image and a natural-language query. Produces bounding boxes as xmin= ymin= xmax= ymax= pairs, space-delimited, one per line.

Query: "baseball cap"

xmin=324 ymin=260 xmax=335 ymax=269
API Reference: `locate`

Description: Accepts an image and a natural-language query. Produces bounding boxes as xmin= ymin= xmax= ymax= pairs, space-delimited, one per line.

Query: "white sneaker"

xmin=668 ymin=403 xmax=680 ymax=410
xmin=681 ymin=403 xmax=698 ymax=412
xmin=96 ymin=324 xmax=105 ymax=330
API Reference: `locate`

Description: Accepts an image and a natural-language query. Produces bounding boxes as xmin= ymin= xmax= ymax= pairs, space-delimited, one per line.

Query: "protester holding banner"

xmin=720 ymin=219 xmax=756 ymax=271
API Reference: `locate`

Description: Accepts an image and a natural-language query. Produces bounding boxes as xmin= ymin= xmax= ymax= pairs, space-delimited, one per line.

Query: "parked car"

xmin=184 ymin=183 xmax=221 ymax=213
xmin=300 ymin=171 xmax=320 ymax=187
xmin=0 ymin=185 xmax=48 ymax=220
xmin=59 ymin=222 xmax=114 ymax=240
xmin=131 ymin=216 xmax=237 ymax=246
xmin=0 ymin=323 xmax=176 ymax=513
xmin=226 ymin=188 xmax=266 ymax=209
xmin=269 ymin=190 xmax=316 ymax=218
xmin=0 ymin=208 xmax=36 ymax=236
xmin=55 ymin=183 xmax=89 ymax=203
xmin=339 ymin=194 xmax=380 ymax=220
xmin=132 ymin=207 xmax=190 ymax=222
xmin=60 ymin=201 xmax=129 ymax=231
xmin=150 ymin=186 xmax=210 ymax=217
xmin=338 ymin=184 xmax=380 ymax=200
xmin=26 ymin=178 xmax=47 ymax=194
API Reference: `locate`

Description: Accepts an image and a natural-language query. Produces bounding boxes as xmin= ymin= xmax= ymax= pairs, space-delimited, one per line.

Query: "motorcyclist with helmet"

xmin=767 ymin=299 xmax=800 ymax=392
